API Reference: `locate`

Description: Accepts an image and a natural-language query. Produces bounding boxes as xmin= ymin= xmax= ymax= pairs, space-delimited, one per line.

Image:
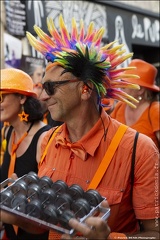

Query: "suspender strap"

xmin=131 ymin=131 xmax=139 ymax=196
xmin=87 ymin=124 xmax=128 ymax=190
xmin=39 ymin=126 xmax=62 ymax=166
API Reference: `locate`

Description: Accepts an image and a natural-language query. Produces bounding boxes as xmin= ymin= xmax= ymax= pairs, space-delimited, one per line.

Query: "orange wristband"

xmin=108 ymin=232 xmax=127 ymax=239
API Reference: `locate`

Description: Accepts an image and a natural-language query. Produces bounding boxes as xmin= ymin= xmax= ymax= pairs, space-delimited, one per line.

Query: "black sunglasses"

xmin=42 ymin=79 xmax=79 ymax=96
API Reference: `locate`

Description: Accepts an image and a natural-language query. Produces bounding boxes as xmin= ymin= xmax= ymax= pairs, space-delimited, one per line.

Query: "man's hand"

xmin=61 ymin=200 xmax=111 ymax=240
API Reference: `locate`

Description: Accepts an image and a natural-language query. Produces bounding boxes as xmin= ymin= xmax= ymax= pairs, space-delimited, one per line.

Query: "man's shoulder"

xmin=126 ymin=127 xmax=158 ymax=162
xmin=109 ymin=117 xmax=158 ymax=156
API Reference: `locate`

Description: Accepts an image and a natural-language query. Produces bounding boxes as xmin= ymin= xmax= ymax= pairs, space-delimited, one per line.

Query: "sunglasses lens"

xmin=42 ymin=80 xmax=77 ymax=96
xmin=43 ymin=82 xmax=54 ymax=96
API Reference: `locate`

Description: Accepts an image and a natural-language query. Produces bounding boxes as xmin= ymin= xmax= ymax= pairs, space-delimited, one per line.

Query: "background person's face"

xmin=31 ymin=66 xmax=44 ymax=98
xmin=0 ymin=93 xmax=23 ymax=123
xmin=32 ymin=66 xmax=44 ymax=83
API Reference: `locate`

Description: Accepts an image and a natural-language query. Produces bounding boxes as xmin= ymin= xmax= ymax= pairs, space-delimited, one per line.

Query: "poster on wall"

xmin=4 ymin=0 xmax=27 ymax=37
xmin=26 ymin=0 xmax=47 ymax=34
xmin=4 ymin=32 xmax=22 ymax=69
xmin=20 ymin=55 xmax=45 ymax=76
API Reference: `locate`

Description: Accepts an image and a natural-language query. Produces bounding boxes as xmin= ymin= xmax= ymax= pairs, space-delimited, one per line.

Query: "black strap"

xmin=131 ymin=131 xmax=139 ymax=190
xmin=130 ymin=131 xmax=144 ymax=231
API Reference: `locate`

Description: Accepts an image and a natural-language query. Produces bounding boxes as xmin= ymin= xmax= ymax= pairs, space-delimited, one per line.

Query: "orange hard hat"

xmin=0 ymin=68 xmax=37 ymax=97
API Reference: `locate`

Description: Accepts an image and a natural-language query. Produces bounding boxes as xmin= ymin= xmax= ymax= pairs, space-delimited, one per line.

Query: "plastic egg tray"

xmin=0 ymin=172 xmax=110 ymax=235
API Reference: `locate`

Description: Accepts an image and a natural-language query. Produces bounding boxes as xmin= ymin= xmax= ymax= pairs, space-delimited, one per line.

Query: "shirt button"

xmin=52 ymin=168 xmax=56 ymax=171
xmin=86 ymin=180 xmax=90 ymax=184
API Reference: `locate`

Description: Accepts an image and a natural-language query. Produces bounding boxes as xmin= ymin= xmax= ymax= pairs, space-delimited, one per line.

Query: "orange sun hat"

xmin=123 ymin=59 xmax=159 ymax=92
xmin=1 ymin=68 xmax=37 ymax=97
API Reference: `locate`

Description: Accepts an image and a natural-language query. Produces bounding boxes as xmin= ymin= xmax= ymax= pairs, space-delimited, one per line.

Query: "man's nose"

xmin=39 ymin=89 xmax=50 ymax=101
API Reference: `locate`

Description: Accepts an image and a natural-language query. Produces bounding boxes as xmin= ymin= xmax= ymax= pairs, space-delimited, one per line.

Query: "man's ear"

xmin=82 ymin=85 xmax=89 ymax=93
xmin=139 ymin=86 xmax=145 ymax=94
xmin=81 ymin=83 xmax=94 ymax=100
xmin=82 ymin=81 xmax=94 ymax=93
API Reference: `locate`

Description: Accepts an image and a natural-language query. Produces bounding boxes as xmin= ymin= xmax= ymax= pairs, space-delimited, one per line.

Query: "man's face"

xmin=40 ymin=64 xmax=81 ymax=122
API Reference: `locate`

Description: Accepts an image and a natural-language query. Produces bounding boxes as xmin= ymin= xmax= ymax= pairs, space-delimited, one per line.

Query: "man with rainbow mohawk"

xmin=26 ymin=15 xmax=140 ymax=108
xmin=1 ymin=15 xmax=159 ymax=240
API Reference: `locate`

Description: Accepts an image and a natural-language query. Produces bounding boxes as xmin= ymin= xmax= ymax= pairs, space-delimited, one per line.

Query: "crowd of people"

xmin=0 ymin=15 xmax=159 ymax=240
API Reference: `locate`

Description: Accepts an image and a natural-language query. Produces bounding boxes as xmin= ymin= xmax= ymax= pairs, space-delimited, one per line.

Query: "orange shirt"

xmin=39 ymin=109 xmax=159 ymax=234
xmin=111 ymin=101 xmax=160 ymax=148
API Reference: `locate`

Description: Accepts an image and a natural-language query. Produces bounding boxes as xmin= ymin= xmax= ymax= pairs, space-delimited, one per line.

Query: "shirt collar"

xmin=56 ymin=109 xmax=110 ymax=159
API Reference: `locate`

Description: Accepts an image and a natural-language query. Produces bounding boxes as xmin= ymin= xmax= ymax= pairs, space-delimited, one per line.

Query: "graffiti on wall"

xmin=132 ymin=14 xmax=159 ymax=43
xmin=3 ymin=1 xmax=159 ymax=65
xmin=27 ymin=0 xmax=107 ymax=58
xmin=45 ymin=1 xmax=107 ymax=38
xmin=113 ymin=16 xmax=131 ymax=68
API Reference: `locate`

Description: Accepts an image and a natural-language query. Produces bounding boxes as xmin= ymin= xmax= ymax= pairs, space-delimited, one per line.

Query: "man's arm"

xmin=127 ymin=219 xmax=160 ymax=239
xmin=61 ymin=218 xmax=159 ymax=239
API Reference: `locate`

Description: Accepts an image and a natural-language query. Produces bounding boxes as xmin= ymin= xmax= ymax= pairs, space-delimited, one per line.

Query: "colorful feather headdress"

xmin=26 ymin=14 xmax=140 ymax=108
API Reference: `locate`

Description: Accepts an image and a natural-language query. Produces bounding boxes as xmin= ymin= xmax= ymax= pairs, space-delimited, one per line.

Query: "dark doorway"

xmin=132 ymin=44 xmax=160 ymax=86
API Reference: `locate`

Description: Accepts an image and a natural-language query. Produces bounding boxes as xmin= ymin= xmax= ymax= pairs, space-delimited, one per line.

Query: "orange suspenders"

xmin=87 ymin=124 xmax=128 ymax=190
xmin=39 ymin=126 xmax=62 ymax=166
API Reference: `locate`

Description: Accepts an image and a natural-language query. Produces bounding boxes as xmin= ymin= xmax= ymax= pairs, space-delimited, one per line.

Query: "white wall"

xmin=114 ymin=1 xmax=159 ymax=13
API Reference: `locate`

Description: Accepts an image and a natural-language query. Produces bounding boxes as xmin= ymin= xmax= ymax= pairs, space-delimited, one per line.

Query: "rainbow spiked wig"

xmin=26 ymin=15 xmax=140 ymax=108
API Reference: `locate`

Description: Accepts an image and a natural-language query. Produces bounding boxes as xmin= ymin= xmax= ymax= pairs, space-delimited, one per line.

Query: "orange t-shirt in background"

xmin=111 ymin=101 xmax=160 ymax=148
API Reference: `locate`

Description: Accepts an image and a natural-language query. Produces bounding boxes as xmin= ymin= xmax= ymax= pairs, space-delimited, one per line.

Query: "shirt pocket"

xmin=97 ymin=188 xmax=124 ymax=206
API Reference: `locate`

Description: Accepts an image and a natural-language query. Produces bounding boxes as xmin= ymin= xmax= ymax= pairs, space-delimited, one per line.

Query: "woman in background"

xmin=111 ymin=59 xmax=160 ymax=149
xmin=0 ymin=68 xmax=50 ymax=240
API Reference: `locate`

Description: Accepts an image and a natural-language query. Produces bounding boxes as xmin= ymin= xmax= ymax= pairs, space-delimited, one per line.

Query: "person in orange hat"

xmin=111 ymin=59 xmax=160 ymax=149
xmin=0 ymin=68 xmax=51 ymax=240
xmin=1 ymin=16 xmax=159 ymax=240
